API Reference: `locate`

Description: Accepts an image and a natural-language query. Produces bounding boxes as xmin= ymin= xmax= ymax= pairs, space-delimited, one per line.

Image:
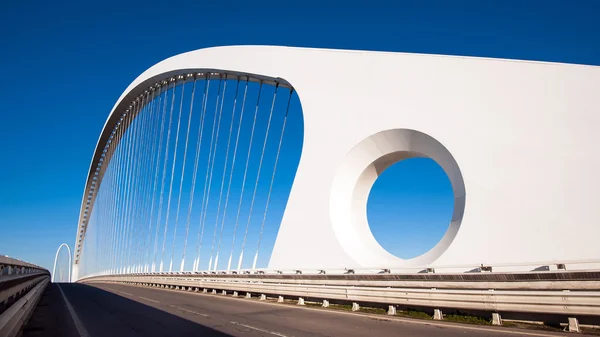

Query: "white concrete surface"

xmin=75 ymin=46 xmax=600 ymax=279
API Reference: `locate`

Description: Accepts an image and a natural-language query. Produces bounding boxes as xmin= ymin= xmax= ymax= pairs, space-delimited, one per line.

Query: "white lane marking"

xmin=57 ymin=284 xmax=92 ymax=337
xmin=168 ymin=304 xmax=210 ymax=317
xmin=230 ymin=321 xmax=289 ymax=337
xmin=103 ymin=286 xmax=135 ymax=297
xmin=113 ymin=290 xmax=133 ymax=296
xmin=138 ymin=296 xmax=159 ymax=303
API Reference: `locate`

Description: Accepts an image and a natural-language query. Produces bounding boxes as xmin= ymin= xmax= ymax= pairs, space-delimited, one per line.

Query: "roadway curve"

xmin=27 ymin=283 xmax=576 ymax=337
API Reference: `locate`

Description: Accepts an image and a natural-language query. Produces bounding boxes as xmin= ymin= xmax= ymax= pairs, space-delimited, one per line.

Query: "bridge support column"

xmin=352 ymin=302 xmax=360 ymax=311
xmin=221 ymin=290 xmax=227 ymax=295
xmin=277 ymin=296 xmax=284 ymax=303
xmin=233 ymin=291 xmax=238 ymax=297
xmin=297 ymin=297 xmax=305 ymax=305
xmin=492 ymin=313 xmax=502 ymax=325
xmin=433 ymin=309 xmax=443 ymax=320
xmin=203 ymin=288 xmax=208 ymax=293
xmin=322 ymin=300 xmax=329 ymax=308
xmin=260 ymin=294 xmax=266 ymax=300
xmin=568 ymin=317 xmax=580 ymax=332
xmin=245 ymin=293 xmax=252 ymax=299
xmin=194 ymin=287 xmax=199 ymax=292
xmin=211 ymin=289 xmax=217 ymax=294
xmin=387 ymin=305 xmax=396 ymax=315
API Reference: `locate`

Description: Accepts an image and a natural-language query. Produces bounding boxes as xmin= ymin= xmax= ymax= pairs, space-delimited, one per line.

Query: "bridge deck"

xmin=22 ymin=282 xmax=589 ymax=337
xmin=22 ymin=283 xmax=78 ymax=337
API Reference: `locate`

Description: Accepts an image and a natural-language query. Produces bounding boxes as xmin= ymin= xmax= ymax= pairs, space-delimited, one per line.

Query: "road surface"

xmin=27 ymin=282 xmax=573 ymax=337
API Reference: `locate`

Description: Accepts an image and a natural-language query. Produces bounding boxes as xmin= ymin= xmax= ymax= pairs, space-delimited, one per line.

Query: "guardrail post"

xmin=352 ymin=302 xmax=360 ymax=311
xmin=260 ymin=294 xmax=266 ymax=300
xmin=433 ymin=309 xmax=443 ymax=320
xmin=322 ymin=299 xmax=329 ymax=308
xmin=298 ymin=297 xmax=305 ymax=305
xmin=387 ymin=305 xmax=396 ymax=315
xmin=568 ymin=317 xmax=580 ymax=332
xmin=492 ymin=313 xmax=502 ymax=325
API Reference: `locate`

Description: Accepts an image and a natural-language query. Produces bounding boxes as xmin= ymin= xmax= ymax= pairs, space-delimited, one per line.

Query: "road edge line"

xmin=57 ymin=284 xmax=91 ymax=337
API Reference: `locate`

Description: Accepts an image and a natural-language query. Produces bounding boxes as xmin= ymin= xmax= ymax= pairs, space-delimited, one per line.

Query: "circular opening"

xmin=367 ymin=158 xmax=454 ymax=259
xmin=330 ymin=128 xmax=465 ymax=267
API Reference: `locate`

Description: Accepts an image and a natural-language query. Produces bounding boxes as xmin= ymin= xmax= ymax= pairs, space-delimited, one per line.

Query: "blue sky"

xmin=1 ymin=0 xmax=599 ymax=273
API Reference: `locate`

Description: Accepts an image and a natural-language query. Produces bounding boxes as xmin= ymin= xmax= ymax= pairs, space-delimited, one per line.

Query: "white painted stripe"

xmin=57 ymin=284 xmax=91 ymax=337
xmin=138 ymin=296 xmax=159 ymax=303
xmin=168 ymin=304 xmax=209 ymax=317
xmin=114 ymin=290 xmax=133 ymax=296
xmin=230 ymin=321 xmax=289 ymax=337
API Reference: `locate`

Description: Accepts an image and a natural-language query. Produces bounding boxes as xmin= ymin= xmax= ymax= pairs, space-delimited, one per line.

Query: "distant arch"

xmin=52 ymin=243 xmax=72 ymax=282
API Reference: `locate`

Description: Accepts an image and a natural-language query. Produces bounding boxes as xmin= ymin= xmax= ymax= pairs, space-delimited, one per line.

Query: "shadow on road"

xmin=24 ymin=283 xmax=232 ymax=337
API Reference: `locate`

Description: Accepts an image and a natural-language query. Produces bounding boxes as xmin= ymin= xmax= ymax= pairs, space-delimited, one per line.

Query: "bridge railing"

xmin=80 ymin=267 xmax=600 ymax=331
xmin=0 ymin=256 xmax=50 ymax=337
xmin=82 ymin=258 xmax=600 ymax=278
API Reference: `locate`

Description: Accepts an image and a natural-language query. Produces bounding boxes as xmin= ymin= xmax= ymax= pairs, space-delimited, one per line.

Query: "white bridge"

xmin=71 ymin=46 xmax=600 ymax=330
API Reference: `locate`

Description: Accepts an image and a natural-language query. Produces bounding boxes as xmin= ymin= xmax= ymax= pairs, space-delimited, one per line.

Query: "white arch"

xmin=74 ymin=46 xmax=600 ymax=279
xmin=52 ymin=243 xmax=72 ymax=283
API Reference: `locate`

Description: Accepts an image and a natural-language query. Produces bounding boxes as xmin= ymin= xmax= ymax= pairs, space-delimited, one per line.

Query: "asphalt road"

xmin=40 ymin=282 xmax=573 ymax=337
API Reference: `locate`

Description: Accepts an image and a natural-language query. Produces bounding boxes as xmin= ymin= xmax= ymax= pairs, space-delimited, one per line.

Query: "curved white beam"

xmin=52 ymin=243 xmax=72 ymax=283
xmin=75 ymin=46 xmax=600 ymax=278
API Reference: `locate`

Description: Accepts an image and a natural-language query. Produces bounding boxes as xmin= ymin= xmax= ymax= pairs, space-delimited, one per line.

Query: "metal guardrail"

xmin=81 ymin=270 xmax=600 ymax=327
xmin=86 ymin=270 xmax=600 ymax=290
xmin=83 ymin=259 xmax=600 ymax=278
xmin=0 ymin=256 xmax=46 ymax=276
xmin=0 ymin=256 xmax=50 ymax=337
